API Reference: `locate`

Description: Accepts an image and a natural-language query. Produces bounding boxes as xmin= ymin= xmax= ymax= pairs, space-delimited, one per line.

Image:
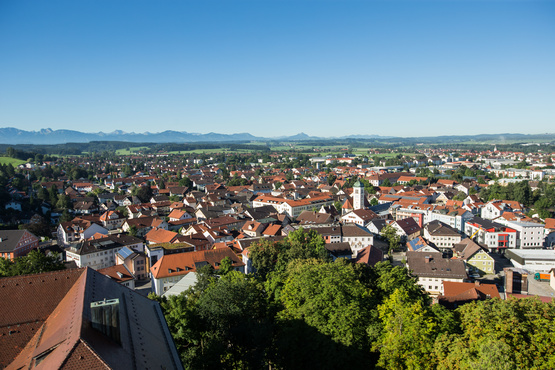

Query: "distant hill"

xmin=0 ymin=127 xmax=553 ymax=145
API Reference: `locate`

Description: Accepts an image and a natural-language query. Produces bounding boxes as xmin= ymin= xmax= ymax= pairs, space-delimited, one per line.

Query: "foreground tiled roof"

xmin=1 ymin=268 xmax=182 ymax=369
xmin=0 ymin=269 xmax=85 ymax=368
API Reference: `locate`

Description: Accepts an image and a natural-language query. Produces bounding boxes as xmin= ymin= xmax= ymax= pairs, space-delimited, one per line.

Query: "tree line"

xmin=150 ymin=229 xmax=555 ymax=369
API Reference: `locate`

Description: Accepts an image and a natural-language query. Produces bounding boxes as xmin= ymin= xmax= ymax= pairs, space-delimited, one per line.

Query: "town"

xmin=1 ymin=141 xmax=555 ymax=369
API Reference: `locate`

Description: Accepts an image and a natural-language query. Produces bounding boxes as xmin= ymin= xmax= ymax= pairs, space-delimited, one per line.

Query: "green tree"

xmin=135 ymin=185 xmax=153 ymax=203
xmin=434 ymin=298 xmax=555 ymax=369
xmin=513 ymin=181 xmax=531 ymax=206
xmin=194 ymin=272 xmax=272 ymax=369
xmin=334 ymin=200 xmax=342 ymax=212
xmin=56 ymin=194 xmax=72 ymax=210
xmin=278 ymin=259 xmax=372 ymax=347
xmin=60 ymin=209 xmax=72 ymax=223
xmin=374 ymin=288 xmax=440 ymax=369
xmin=273 ymin=259 xmax=376 ymax=369
xmin=128 ymin=225 xmax=138 ymax=237
xmin=218 ymin=256 xmax=233 ymax=275
xmin=0 ymin=249 xmax=65 ymax=277
xmin=381 ymin=224 xmax=401 ymax=254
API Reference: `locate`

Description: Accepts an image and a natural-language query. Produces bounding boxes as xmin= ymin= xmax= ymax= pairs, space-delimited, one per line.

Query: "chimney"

xmin=90 ymin=299 xmax=120 ymax=344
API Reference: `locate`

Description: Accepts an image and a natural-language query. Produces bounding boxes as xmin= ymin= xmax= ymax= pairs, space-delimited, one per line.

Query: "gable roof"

xmin=394 ymin=217 xmax=422 ymax=235
xmin=407 ymin=236 xmax=439 ymax=252
xmin=296 ymin=211 xmax=333 ymax=225
xmin=145 ymin=228 xmax=179 ymax=244
xmin=0 ymin=230 xmax=38 ymax=253
xmin=355 ymin=245 xmax=384 ymax=266
xmin=424 ymin=220 xmax=460 ymax=237
xmin=150 ymin=247 xmax=244 ymax=279
xmin=439 ymin=281 xmax=500 ymax=307
xmin=453 ymin=238 xmax=489 ymax=260
xmin=406 ymin=252 xmax=467 ymax=279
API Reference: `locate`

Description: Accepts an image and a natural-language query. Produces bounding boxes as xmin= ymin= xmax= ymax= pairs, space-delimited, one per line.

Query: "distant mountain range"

xmin=0 ymin=127 xmax=553 ymax=145
xmin=0 ymin=127 xmax=390 ymax=144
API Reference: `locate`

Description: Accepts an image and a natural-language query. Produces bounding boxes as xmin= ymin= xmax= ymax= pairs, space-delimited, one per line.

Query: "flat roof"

xmin=507 ymin=249 xmax=555 ymax=261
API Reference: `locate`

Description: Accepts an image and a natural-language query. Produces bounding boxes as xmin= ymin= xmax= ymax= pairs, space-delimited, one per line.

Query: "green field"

xmin=0 ymin=157 xmax=27 ymax=166
xmin=115 ymin=146 xmax=150 ymax=155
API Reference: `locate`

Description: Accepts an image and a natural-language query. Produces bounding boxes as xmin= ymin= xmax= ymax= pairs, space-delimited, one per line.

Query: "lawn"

xmin=0 ymin=157 xmax=27 ymax=166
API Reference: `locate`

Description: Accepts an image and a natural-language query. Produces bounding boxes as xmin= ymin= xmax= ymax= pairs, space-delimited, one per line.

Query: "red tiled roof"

xmin=355 ymin=245 xmax=384 ymax=266
xmin=545 ymin=218 xmax=555 ymax=230
xmin=150 ymin=247 xmax=244 ymax=279
xmin=442 ymin=281 xmax=500 ymax=300
xmin=98 ymin=264 xmax=134 ymax=283
xmin=145 ymin=228 xmax=179 ymax=244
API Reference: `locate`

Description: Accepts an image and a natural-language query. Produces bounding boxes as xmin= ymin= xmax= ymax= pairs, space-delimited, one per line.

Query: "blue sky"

xmin=1 ymin=0 xmax=554 ymax=138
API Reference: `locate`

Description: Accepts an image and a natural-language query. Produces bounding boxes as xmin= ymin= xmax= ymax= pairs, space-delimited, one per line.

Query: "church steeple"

xmin=353 ymin=180 xmax=364 ymax=210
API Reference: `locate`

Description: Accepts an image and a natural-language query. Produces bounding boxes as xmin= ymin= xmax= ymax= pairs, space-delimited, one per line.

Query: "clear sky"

xmin=1 ymin=0 xmax=554 ymax=138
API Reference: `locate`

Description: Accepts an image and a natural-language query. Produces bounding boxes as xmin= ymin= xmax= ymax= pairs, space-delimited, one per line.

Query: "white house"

xmin=494 ymin=220 xmax=545 ymax=249
xmin=65 ymin=234 xmax=144 ymax=270
xmin=406 ymin=252 xmax=468 ymax=296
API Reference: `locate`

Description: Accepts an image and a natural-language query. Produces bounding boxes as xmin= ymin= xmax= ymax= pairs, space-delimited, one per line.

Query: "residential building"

xmin=340 ymin=224 xmax=375 ymax=257
xmin=150 ymin=247 xmax=244 ymax=294
xmin=340 ymin=208 xmax=379 ymax=227
xmin=367 ymin=172 xmax=412 ymax=186
xmin=65 ymin=234 xmax=144 ymax=270
xmin=325 ymin=242 xmax=353 ymax=261
xmin=99 ymin=210 xmax=125 ymax=230
xmin=115 ymin=246 xmax=148 ymax=280
xmin=439 ymin=281 xmax=500 ymax=309
xmin=241 ymin=220 xmax=267 ymax=237
xmin=481 ymin=200 xmax=523 ymax=220
xmin=406 ymin=252 xmax=468 ymax=296
xmin=0 ymin=230 xmax=40 ymax=260
xmin=145 ymin=242 xmax=196 ymax=271
xmin=252 ymin=194 xmax=334 ymax=218
xmin=145 ymin=228 xmax=180 ymax=245
xmin=423 ymin=220 xmax=462 ymax=253
xmin=354 ymin=244 xmax=384 ymax=266
xmin=407 ymin=236 xmax=441 ymax=253
xmin=297 ymin=210 xmax=335 ymax=225
xmin=453 ymin=238 xmax=496 ymax=276
xmin=495 ymin=220 xmax=545 ymax=249
xmin=392 ymin=217 xmax=422 ymax=241
xmin=97 ymin=263 xmax=136 ymax=289
xmin=57 ymin=219 xmax=108 ymax=246
xmin=464 ymin=217 xmax=517 ymax=252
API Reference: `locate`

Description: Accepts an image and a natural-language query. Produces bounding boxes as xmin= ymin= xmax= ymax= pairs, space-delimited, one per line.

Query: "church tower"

xmin=353 ymin=180 xmax=364 ymax=210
